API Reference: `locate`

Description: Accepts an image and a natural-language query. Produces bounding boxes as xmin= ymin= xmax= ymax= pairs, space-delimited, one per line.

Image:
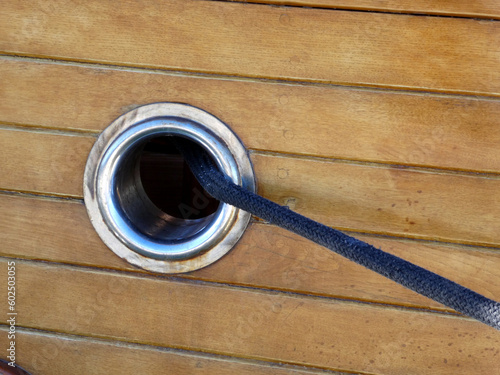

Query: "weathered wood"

xmin=1 ymin=1 xmax=499 ymax=95
xmin=2 ymin=129 xmax=500 ymax=247
xmin=1 ymin=193 xmax=500 ymax=311
xmin=227 ymin=0 xmax=500 ymax=19
xmin=2 ymin=59 xmax=500 ymax=173
xmin=0 ymin=328 xmax=343 ymax=375
xmin=252 ymin=154 xmax=500 ymax=247
xmin=0 ymin=128 xmax=95 ymax=196
xmin=3 ymin=2 xmax=500 ymax=374
xmin=1 ymin=259 xmax=498 ymax=375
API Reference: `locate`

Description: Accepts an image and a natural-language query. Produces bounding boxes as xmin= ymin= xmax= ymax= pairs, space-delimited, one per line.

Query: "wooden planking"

xmin=0 ymin=128 xmax=95 ymax=197
xmin=253 ymin=154 xmax=500 ymax=247
xmin=3 ymin=59 xmax=500 ymax=174
xmin=226 ymin=0 xmax=500 ymax=19
xmin=1 ymin=129 xmax=500 ymax=246
xmin=0 ymin=195 xmax=130 ymax=270
xmin=1 ymin=1 xmax=499 ymax=95
xmin=1 ymin=259 xmax=499 ymax=375
xmin=0 ymin=328 xmax=343 ymax=375
xmin=2 ymin=193 xmax=500 ymax=311
xmin=1 ymin=3 xmax=498 ymax=375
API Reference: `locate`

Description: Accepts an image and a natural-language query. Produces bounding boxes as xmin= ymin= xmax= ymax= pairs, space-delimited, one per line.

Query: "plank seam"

xmin=250 ymin=149 xmax=500 ymax=179
xmin=0 ymin=121 xmax=100 ymax=137
xmin=2 ymin=120 xmax=500 ymax=180
xmin=0 ymin=256 xmax=476 ymax=319
xmin=0 ymin=189 xmax=84 ymax=203
xmin=2 ymin=187 xmax=500 ymax=251
xmin=1 ymin=53 xmax=499 ymax=100
xmin=0 ymin=325 xmax=362 ymax=375
xmin=204 ymin=0 xmax=500 ymax=21
xmin=2 ymin=189 xmax=499 ymax=255
xmin=1 ymin=189 xmax=498 ymax=259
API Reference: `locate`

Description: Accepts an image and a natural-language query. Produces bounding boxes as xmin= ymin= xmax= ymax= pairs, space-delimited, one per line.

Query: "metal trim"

xmin=83 ymin=103 xmax=255 ymax=273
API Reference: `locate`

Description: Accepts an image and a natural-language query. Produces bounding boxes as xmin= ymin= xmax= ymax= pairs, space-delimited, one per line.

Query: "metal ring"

xmin=84 ymin=103 xmax=256 ymax=273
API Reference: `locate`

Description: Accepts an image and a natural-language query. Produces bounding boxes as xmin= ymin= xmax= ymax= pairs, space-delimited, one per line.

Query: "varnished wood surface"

xmin=0 ymin=127 xmax=95 ymax=197
xmin=2 ymin=128 xmax=500 ymax=247
xmin=1 ymin=259 xmax=499 ymax=375
xmin=0 ymin=328 xmax=347 ymax=375
xmin=1 ymin=1 xmax=499 ymax=96
xmin=2 ymin=193 xmax=500 ymax=312
xmin=2 ymin=59 xmax=500 ymax=173
xmin=229 ymin=0 xmax=500 ymax=19
xmin=1 ymin=1 xmax=500 ymax=374
xmin=253 ymin=154 xmax=500 ymax=247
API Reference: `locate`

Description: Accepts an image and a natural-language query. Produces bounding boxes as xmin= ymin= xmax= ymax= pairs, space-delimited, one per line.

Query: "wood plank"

xmin=1 ymin=193 xmax=500 ymax=312
xmin=3 ymin=59 xmax=500 ymax=173
xmin=1 ymin=1 xmax=499 ymax=95
xmin=2 ymin=129 xmax=500 ymax=246
xmin=0 ymin=128 xmax=95 ymax=197
xmin=252 ymin=154 xmax=500 ymax=247
xmin=227 ymin=0 xmax=500 ymax=19
xmin=0 ymin=328 xmax=342 ymax=375
xmin=1 ymin=259 xmax=499 ymax=375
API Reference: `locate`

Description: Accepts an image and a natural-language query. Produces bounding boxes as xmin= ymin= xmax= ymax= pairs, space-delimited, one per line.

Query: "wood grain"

xmin=1 ymin=1 xmax=499 ymax=95
xmin=252 ymin=154 xmax=500 ymax=247
xmin=2 ymin=59 xmax=500 ymax=173
xmin=1 ymin=128 xmax=500 ymax=247
xmin=1 ymin=193 xmax=500 ymax=312
xmin=0 ymin=128 xmax=95 ymax=197
xmin=0 ymin=328 xmax=344 ymax=375
xmin=1 ymin=259 xmax=499 ymax=375
xmin=227 ymin=0 xmax=500 ymax=19
xmin=3 ymin=1 xmax=500 ymax=374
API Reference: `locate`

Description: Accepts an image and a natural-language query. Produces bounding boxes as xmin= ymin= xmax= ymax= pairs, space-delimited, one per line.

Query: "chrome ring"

xmin=83 ymin=103 xmax=255 ymax=273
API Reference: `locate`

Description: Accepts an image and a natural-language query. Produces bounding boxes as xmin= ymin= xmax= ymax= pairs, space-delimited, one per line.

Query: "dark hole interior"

xmin=139 ymin=136 xmax=220 ymax=220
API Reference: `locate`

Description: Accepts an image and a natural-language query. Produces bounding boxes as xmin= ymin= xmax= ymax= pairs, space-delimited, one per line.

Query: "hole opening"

xmin=139 ymin=136 xmax=220 ymax=220
xmin=114 ymin=135 xmax=221 ymax=242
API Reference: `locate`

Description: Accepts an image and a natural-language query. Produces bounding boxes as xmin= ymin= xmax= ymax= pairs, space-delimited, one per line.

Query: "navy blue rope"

xmin=176 ymin=139 xmax=500 ymax=330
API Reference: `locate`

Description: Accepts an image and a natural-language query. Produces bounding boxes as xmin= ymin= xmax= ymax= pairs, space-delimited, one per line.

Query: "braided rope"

xmin=176 ymin=139 xmax=500 ymax=330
